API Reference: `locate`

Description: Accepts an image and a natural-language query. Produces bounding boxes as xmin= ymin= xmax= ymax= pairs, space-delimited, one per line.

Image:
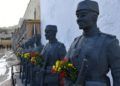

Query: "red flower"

xmin=60 ymin=71 xmax=66 ymax=79
xmin=51 ymin=68 xmax=56 ymax=73
xmin=31 ymin=61 xmax=35 ymax=64
xmin=62 ymin=57 xmax=69 ymax=64
xmin=30 ymin=52 xmax=37 ymax=57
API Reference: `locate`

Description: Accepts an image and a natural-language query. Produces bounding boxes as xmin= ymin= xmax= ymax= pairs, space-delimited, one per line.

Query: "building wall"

xmin=24 ymin=0 xmax=40 ymax=20
xmin=1 ymin=40 xmax=11 ymax=47
xmin=15 ymin=0 xmax=41 ymax=49
xmin=0 ymin=28 xmax=15 ymax=48
xmin=17 ymin=20 xmax=40 ymax=43
xmin=25 ymin=20 xmax=40 ymax=40
xmin=40 ymin=0 xmax=120 ymax=50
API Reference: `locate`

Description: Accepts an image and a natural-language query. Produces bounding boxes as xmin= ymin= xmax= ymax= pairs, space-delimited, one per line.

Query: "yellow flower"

xmin=24 ymin=53 xmax=30 ymax=59
xmin=58 ymin=67 xmax=61 ymax=72
xmin=52 ymin=65 xmax=56 ymax=70
xmin=31 ymin=57 xmax=35 ymax=60
xmin=31 ymin=57 xmax=36 ymax=64
xmin=56 ymin=60 xmax=61 ymax=68
xmin=68 ymin=63 xmax=73 ymax=67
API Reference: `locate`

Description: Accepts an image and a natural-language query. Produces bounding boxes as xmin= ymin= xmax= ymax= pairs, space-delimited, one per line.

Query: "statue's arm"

xmin=65 ymin=45 xmax=72 ymax=59
xmin=107 ymin=38 xmax=120 ymax=86
xmin=65 ymin=37 xmax=78 ymax=58
xmin=58 ymin=44 xmax=67 ymax=59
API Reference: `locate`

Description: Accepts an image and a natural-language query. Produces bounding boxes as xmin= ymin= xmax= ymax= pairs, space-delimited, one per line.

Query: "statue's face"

xmin=76 ymin=10 xmax=95 ymax=30
xmin=45 ymin=29 xmax=55 ymax=40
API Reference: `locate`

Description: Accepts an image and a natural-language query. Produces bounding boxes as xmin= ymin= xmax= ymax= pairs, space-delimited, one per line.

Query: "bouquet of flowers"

xmin=23 ymin=53 xmax=30 ymax=60
xmin=30 ymin=52 xmax=44 ymax=66
xmin=51 ymin=58 xmax=78 ymax=82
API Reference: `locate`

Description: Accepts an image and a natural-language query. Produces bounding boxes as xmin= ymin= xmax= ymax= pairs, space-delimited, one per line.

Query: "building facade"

xmin=24 ymin=0 xmax=40 ymax=20
xmin=0 ymin=27 xmax=15 ymax=49
xmin=12 ymin=0 xmax=41 ymax=50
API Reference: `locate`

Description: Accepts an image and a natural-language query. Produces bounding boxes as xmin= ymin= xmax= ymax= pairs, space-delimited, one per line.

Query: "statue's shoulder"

xmin=46 ymin=43 xmax=49 ymax=46
xmin=100 ymin=33 xmax=117 ymax=44
xmin=44 ymin=43 xmax=49 ymax=49
xmin=69 ymin=36 xmax=82 ymax=47
xmin=100 ymin=32 xmax=116 ymax=39
xmin=74 ymin=36 xmax=82 ymax=41
xmin=57 ymin=41 xmax=65 ymax=47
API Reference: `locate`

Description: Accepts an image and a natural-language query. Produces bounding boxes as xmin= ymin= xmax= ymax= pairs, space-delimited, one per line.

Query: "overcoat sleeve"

xmin=107 ymin=38 xmax=120 ymax=86
xmin=58 ymin=44 xmax=67 ymax=59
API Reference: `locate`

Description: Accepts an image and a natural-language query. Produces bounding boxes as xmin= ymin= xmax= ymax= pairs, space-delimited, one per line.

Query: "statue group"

xmin=19 ymin=0 xmax=120 ymax=86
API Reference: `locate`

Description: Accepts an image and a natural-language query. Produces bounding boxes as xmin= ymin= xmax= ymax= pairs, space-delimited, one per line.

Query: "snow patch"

xmin=0 ymin=50 xmax=19 ymax=86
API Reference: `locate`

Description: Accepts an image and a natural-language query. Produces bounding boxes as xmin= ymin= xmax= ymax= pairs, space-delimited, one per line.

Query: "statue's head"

xmin=45 ymin=25 xmax=57 ymax=40
xmin=24 ymin=41 xmax=29 ymax=49
xmin=76 ymin=0 xmax=99 ymax=29
xmin=27 ymin=38 xmax=34 ymax=49
xmin=35 ymin=34 xmax=41 ymax=46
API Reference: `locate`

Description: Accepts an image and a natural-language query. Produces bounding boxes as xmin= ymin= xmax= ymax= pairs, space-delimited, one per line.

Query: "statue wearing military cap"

xmin=45 ymin=25 xmax=57 ymax=32
xmin=77 ymin=0 xmax=99 ymax=14
xmin=65 ymin=0 xmax=120 ymax=86
xmin=40 ymin=25 xmax=66 ymax=86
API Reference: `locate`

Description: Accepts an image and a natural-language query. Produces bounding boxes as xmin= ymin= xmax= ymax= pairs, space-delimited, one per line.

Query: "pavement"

xmin=0 ymin=49 xmax=24 ymax=86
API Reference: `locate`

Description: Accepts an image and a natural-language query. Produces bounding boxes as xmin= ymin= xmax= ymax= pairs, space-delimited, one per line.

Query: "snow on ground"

xmin=0 ymin=50 xmax=20 ymax=86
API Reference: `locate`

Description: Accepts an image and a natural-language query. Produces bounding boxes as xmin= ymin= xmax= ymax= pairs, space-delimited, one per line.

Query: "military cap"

xmin=45 ymin=25 xmax=57 ymax=33
xmin=77 ymin=0 xmax=99 ymax=14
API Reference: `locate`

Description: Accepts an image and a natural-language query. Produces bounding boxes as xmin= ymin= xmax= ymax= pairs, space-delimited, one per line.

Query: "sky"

xmin=0 ymin=0 xmax=30 ymax=27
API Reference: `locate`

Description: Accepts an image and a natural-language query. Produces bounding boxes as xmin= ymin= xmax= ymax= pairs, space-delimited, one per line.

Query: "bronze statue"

xmin=40 ymin=25 xmax=67 ymax=86
xmin=65 ymin=0 xmax=120 ymax=86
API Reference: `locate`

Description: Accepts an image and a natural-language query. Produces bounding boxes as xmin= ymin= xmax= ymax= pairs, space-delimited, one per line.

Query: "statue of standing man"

xmin=41 ymin=25 xmax=66 ymax=86
xmin=65 ymin=0 xmax=120 ymax=86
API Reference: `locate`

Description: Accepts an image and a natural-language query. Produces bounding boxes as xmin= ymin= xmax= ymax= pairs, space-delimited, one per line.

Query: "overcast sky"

xmin=0 ymin=0 xmax=30 ymax=27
